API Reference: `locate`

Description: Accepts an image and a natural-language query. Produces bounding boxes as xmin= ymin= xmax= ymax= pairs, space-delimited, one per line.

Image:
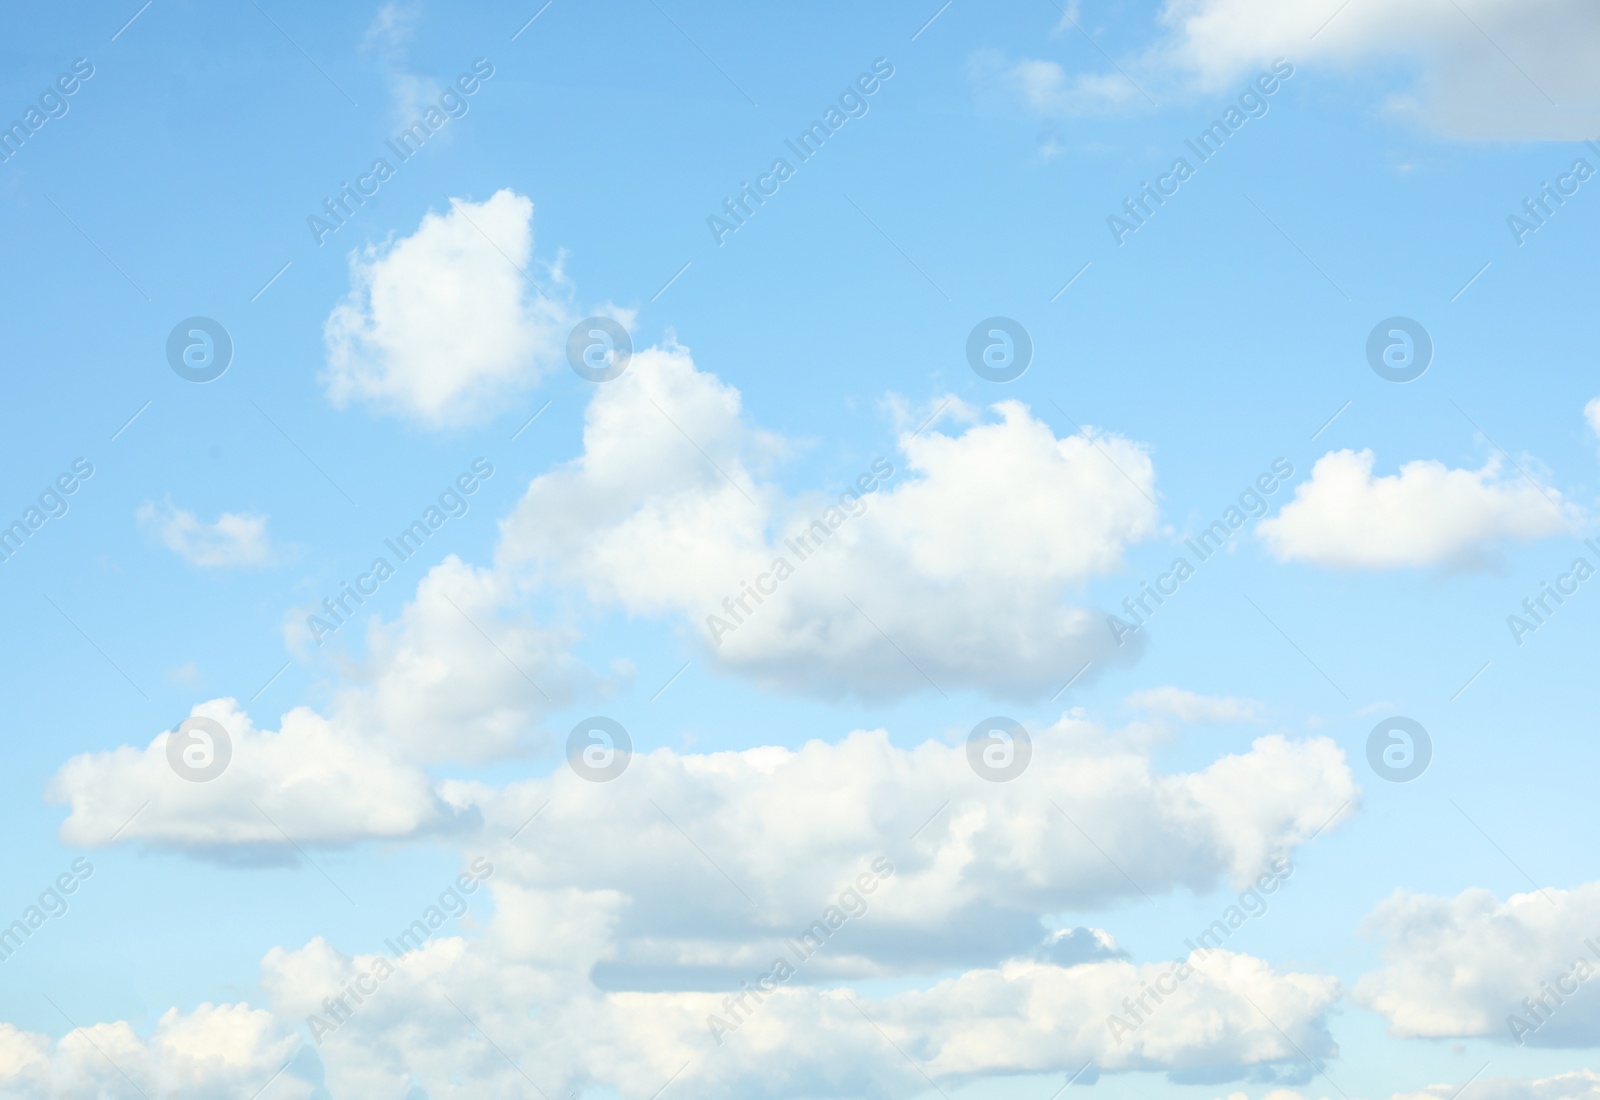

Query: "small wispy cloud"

xmin=137 ymin=500 xmax=276 ymax=568
xmin=1124 ymin=686 xmax=1262 ymax=724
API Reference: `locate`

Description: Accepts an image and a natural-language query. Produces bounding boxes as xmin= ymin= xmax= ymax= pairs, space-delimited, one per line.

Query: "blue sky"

xmin=3 ymin=0 xmax=1600 ymax=1097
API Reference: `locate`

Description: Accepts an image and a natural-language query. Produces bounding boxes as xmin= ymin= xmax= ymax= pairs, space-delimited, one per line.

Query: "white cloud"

xmin=322 ymin=189 xmax=576 ymax=426
xmin=331 ymin=555 xmax=584 ymax=764
xmin=360 ymin=1 xmax=451 ymax=134
xmin=1355 ymin=881 xmax=1600 ymax=1044
xmin=0 ymin=884 xmax=1344 ymax=1097
xmin=498 ymin=344 xmax=1161 ymax=699
xmin=1258 ymin=449 xmax=1574 ymax=569
xmin=359 ymin=0 xmax=418 ymax=59
xmin=236 ymin=934 xmax=1341 ymax=1097
xmin=1585 ymin=397 xmax=1600 ymax=439
xmin=47 ymin=698 xmax=450 ymax=848
xmin=987 ymin=0 xmax=1600 ymax=139
xmin=48 ymin=557 xmax=591 ymax=845
xmin=136 ymin=500 xmax=275 ymax=568
xmin=1396 ymin=1071 xmax=1600 ymax=1100
xmin=970 ymin=50 xmax=1146 ymax=116
xmin=47 ymin=696 xmax=1355 ymax=947
xmin=1125 ymin=686 xmax=1262 ymax=723
xmin=0 ymin=1004 xmax=307 ymax=1100
xmin=30 ymin=712 xmax=1359 ymax=1092
xmin=441 ymin=718 xmax=1356 ymax=977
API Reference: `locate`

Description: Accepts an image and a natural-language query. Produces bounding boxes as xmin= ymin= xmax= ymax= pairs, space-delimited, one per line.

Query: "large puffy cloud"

xmin=322 ymin=189 xmax=576 ymax=426
xmin=1258 ymin=449 xmax=1574 ymax=568
xmin=984 ymin=0 xmax=1600 ymax=139
xmin=49 ymin=555 xmax=587 ymax=846
xmin=237 ymin=931 xmax=1340 ymax=1098
xmin=330 ymin=555 xmax=584 ymax=764
xmin=439 ymin=717 xmax=1356 ymax=981
xmin=3 ymin=877 xmax=1341 ymax=1098
xmin=47 ymin=698 xmax=449 ymax=848
xmin=28 ymin=718 xmax=1357 ymax=1094
xmin=0 ymin=1003 xmax=308 ymax=1100
xmin=498 ymin=345 xmax=1160 ymax=699
xmin=56 ymin=347 xmax=1166 ymax=853
xmin=1355 ymin=882 xmax=1600 ymax=1045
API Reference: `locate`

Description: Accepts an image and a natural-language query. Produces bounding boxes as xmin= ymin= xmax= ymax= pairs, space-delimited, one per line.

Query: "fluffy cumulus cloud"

xmin=29 ymin=331 xmax=1372 ymax=1091
xmin=47 ymin=698 xmax=449 ymax=848
xmin=498 ymin=344 xmax=1160 ymax=700
xmin=14 ymin=717 xmax=1357 ymax=1096
xmin=0 ymin=1004 xmax=307 ymax=1099
xmin=222 ymin=927 xmax=1338 ymax=1098
xmin=1258 ymin=449 xmax=1574 ymax=569
xmin=437 ymin=718 xmax=1356 ymax=981
xmin=48 ymin=556 xmax=591 ymax=846
xmin=1586 ymin=397 xmax=1600 ymax=439
xmin=322 ymin=189 xmax=576 ymax=425
xmin=50 ymin=346 xmax=1173 ymax=851
xmin=1355 ymin=882 xmax=1600 ymax=1045
xmin=982 ymin=0 xmax=1600 ymax=139
xmin=136 ymin=500 xmax=275 ymax=568
xmin=330 ymin=555 xmax=584 ymax=764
